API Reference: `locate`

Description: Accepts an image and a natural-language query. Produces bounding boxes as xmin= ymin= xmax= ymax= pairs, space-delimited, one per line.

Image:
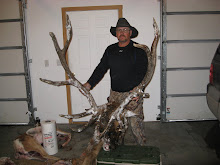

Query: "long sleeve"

xmin=87 ymin=49 xmax=109 ymax=89
xmin=87 ymin=41 xmax=148 ymax=92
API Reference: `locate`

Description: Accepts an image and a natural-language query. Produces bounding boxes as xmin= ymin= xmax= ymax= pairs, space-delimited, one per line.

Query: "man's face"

xmin=116 ymin=27 xmax=132 ymax=43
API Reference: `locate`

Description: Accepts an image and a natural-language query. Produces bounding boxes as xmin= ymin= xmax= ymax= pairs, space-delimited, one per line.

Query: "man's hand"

xmin=130 ymin=88 xmax=139 ymax=103
xmin=83 ymin=82 xmax=91 ymax=91
xmin=79 ymin=82 xmax=91 ymax=96
xmin=132 ymin=96 xmax=139 ymax=103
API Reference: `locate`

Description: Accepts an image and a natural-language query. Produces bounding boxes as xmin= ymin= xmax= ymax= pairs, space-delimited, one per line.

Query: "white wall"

xmin=27 ymin=0 xmax=160 ymax=123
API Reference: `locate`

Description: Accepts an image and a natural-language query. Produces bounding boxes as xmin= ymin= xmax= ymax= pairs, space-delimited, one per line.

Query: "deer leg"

xmin=56 ymin=129 xmax=71 ymax=148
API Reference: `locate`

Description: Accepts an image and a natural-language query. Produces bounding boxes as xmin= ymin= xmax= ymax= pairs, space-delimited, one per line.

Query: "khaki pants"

xmin=108 ymin=90 xmax=146 ymax=145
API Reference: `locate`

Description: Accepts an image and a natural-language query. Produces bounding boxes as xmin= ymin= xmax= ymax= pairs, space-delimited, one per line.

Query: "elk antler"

xmin=60 ymin=18 xmax=160 ymax=135
xmin=40 ymin=16 xmax=160 ymax=164
xmin=40 ymin=15 xmax=99 ymax=116
xmin=135 ymin=17 xmax=159 ymax=90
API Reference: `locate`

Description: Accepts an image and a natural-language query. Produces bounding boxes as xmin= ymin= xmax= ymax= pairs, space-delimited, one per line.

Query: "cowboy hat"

xmin=110 ymin=18 xmax=138 ymax=38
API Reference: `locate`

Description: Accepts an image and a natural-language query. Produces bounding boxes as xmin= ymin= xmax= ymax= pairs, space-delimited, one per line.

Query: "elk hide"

xmin=13 ymin=126 xmax=71 ymax=162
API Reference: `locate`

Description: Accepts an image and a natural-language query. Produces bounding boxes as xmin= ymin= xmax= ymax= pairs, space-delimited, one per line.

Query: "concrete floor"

xmin=0 ymin=121 xmax=220 ymax=165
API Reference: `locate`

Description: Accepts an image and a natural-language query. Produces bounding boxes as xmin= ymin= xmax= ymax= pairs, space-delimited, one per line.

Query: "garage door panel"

xmin=167 ymin=43 xmax=218 ymax=68
xmin=166 ymin=0 xmax=220 ymax=12
xmin=0 ymin=0 xmax=20 ymax=20
xmin=162 ymin=0 xmax=219 ymax=121
xmin=166 ymin=97 xmax=216 ymax=120
xmin=0 ymin=50 xmax=24 ymax=73
xmin=0 ymin=76 xmax=27 ymax=98
xmin=167 ymin=15 xmax=220 ymax=40
xmin=0 ymin=22 xmax=22 ymax=47
xmin=0 ymin=101 xmax=29 ymax=123
xmin=167 ymin=70 xmax=209 ymax=94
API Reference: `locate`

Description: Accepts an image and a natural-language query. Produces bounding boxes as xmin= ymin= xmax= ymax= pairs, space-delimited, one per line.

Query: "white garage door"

xmin=161 ymin=0 xmax=220 ymax=121
xmin=0 ymin=0 xmax=34 ymax=124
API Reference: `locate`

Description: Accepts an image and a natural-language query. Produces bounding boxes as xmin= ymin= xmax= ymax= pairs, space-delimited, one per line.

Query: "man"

xmin=84 ymin=18 xmax=148 ymax=145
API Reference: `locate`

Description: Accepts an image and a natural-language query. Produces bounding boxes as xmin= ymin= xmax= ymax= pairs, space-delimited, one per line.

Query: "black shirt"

xmin=87 ymin=40 xmax=148 ymax=92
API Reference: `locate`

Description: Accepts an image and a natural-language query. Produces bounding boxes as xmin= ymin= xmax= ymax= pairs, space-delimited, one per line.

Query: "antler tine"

xmin=63 ymin=15 xmax=73 ymax=57
xmin=49 ymin=15 xmax=74 ymax=79
xmin=135 ymin=18 xmax=160 ymax=91
xmin=59 ymin=111 xmax=92 ymax=119
xmin=45 ymin=14 xmax=98 ymax=111
xmin=39 ymin=78 xmax=72 ymax=86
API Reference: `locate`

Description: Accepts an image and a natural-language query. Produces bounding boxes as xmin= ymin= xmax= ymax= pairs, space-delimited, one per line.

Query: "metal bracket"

xmin=21 ymin=0 xmax=27 ymax=9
